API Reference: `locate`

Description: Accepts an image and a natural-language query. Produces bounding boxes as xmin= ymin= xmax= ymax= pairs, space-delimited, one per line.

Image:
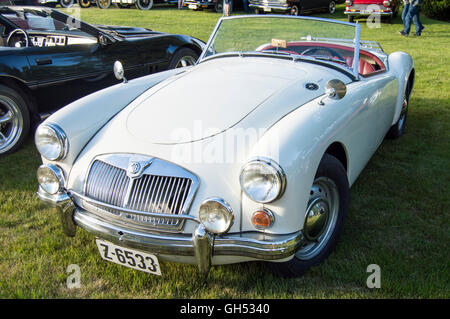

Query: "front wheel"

xmin=0 ymin=85 xmax=30 ymax=155
xmin=135 ymin=0 xmax=153 ymax=10
xmin=386 ymin=93 xmax=408 ymax=139
xmin=96 ymin=0 xmax=111 ymax=9
xmin=215 ymin=0 xmax=223 ymax=13
xmin=59 ymin=0 xmax=74 ymax=7
xmin=290 ymin=5 xmax=300 ymax=16
xmin=168 ymin=48 xmax=199 ymax=69
xmin=268 ymin=154 xmax=349 ymax=277
xmin=328 ymin=1 xmax=336 ymax=14
xmin=78 ymin=0 xmax=91 ymax=8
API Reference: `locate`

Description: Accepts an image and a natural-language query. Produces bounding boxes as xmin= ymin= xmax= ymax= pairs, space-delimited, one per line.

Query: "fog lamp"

xmin=37 ymin=164 xmax=65 ymax=195
xmin=199 ymin=198 xmax=234 ymax=234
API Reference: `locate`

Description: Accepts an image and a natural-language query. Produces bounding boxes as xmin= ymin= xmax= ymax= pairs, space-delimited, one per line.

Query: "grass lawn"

xmin=0 ymin=5 xmax=449 ymax=298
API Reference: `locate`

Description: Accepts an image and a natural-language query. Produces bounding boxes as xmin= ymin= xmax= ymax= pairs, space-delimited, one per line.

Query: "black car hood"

xmin=95 ymin=24 xmax=163 ymax=37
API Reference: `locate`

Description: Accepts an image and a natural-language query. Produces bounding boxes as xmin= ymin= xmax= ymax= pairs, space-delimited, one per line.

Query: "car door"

xmin=26 ymin=41 xmax=121 ymax=112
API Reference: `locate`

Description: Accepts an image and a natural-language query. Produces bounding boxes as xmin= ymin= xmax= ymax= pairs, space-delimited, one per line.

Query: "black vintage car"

xmin=0 ymin=6 xmax=204 ymax=154
xmin=249 ymin=0 xmax=339 ymax=15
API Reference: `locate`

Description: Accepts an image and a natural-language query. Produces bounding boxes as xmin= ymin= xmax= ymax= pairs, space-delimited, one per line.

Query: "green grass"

xmin=0 ymin=5 xmax=449 ymax=298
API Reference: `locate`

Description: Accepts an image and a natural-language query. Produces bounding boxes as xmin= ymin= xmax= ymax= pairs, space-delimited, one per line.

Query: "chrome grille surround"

xmin=74 ymin=154 xmax=199 ymax=233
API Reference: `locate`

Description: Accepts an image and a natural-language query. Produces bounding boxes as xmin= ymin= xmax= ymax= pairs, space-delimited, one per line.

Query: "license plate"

xmin=188 ymin=4 xmax=198 ymax=9
xmin=96 ymin=239 xmax=161 ymax=275
xmin=360 ymin=10 xmax=372 ymax=14
xmin=263 ymin=7 xmax=271 ymax=12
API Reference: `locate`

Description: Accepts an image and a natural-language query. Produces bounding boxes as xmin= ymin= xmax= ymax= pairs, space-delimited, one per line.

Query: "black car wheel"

xmin=135 ymin=0 xmax=153 ymax=10
xmin=268 ymin=154 xmax=349 ymax=277
xmin=97 ymin=0 xmax=111 ymax=9
xmin=0 ymin=85 xmax=30 ymax=155
xmin=386 ymin=93 xmax=409 ymax=139
xmin=328 ymin=1 xmax=336 ymax=14
xmin=59 ymin=0 xmax=74 ymax=7
xmin=215 ymin=0 xmax=223 ymax=13
xmin=290 ymin=5 xmax=300 ymax=16
xmin=79 ymin=0 xmax=91 ymax=7
xmin=168 ymin=48 xmax=199 ymax=69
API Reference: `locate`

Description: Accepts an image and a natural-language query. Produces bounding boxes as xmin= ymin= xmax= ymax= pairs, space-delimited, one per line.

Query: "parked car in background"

xmin=0 ymin=6 xmax=204 ymax=154
xmin=183 ymin=0 xmax=223 ymax=12
xmin=35 ymin=15 xmax=414 ymax=278
xmin=96 ymin=0 xmax=178 ymax=10
xmin=249 ymin=0 xmax=338 ymax=15
xmin=344 ymin=0 xmax=401 ymax=22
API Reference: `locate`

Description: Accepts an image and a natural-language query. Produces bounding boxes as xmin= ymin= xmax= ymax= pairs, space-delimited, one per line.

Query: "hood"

xmin=122 ymin=57 xmax=347 ymax=145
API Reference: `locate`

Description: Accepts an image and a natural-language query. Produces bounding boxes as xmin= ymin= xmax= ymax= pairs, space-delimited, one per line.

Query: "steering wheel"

xmin=301 ymin=46 xmax=345 ymax=62
xmin=6 ymin=29 xmax=30 ymax=48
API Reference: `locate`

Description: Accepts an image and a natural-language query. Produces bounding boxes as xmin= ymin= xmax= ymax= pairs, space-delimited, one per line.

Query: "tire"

xmin=78 ymin=0 xmax=91 ymax=8
xmin=268 ymin=154 xmax=349 ymax=277
xmin=348 ymin=15 xmax=354 ymax=22
xmin=135 ymin=0 xmax=153 ymax=10
xmin=328 ymin=1 xmax=336 ymax=14
xmin=215 ymin=0 xmax=223 ymax=13
xmin=0 ymin=85 xmax=31 ymax=155
xmin=386 ymin=92 xmax=409 ymax=139
xmin=168 ymin=48 xmax=199 ymax=69
xmin=59 ymin=0 xmax=74 ymax=7
xmin=290 ymin=5 xmax=300 ymax=16
xmin=96 ymin=0 xmax=111 ymax=9
xmin=114 ymin=2 xmax=130 ymax=8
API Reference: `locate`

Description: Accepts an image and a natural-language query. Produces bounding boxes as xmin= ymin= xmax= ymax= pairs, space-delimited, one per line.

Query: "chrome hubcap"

xmin=399 ymin=95 xmax=408 ymax=129
xmin=330 ymin=2 xmax=336 ymax=13
xmin=296 ymin=177 xmax=339 ymax=260
xmin=175 ymin=56 xmax=197 ymax=68
xmin=0 ymin=95 xmax=22 ymax=153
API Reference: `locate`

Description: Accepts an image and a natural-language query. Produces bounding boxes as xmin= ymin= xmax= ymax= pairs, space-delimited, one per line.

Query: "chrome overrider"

xmin=37 ymin=187 xmax=304 ymax=275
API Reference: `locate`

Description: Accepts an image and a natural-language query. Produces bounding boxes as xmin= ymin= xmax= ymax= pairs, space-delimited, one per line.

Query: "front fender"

xmin=39 ymin=68 xmax=187 ymax=174
xmin=388 ymin=51 xmax=414 ymax=125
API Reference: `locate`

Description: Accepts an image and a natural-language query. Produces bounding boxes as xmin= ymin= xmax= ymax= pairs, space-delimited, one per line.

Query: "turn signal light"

xmin=251 ymin=209 xmax=275 ymax=230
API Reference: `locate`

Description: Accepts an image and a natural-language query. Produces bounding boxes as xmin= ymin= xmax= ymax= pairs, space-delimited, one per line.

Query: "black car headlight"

xmin=239 ymin=157 xmax=286 ymax=203
xmin=35 ymin=123 xmax=68 ymax=161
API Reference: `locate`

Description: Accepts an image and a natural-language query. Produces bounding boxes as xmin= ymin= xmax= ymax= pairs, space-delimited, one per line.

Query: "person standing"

xmin=401 ymin=0 xmax=410 ymax=23
xmin=223 ymin=0 xmax=233 ymax=16
xmin=399 ymin=0 xmax=425 ymax=37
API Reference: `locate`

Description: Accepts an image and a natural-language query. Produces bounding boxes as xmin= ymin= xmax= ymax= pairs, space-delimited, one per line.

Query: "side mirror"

xmin=319 ymin=79 xmax=347 ymax=105
xmin=113 ymin=61 xmax=127 ymax=83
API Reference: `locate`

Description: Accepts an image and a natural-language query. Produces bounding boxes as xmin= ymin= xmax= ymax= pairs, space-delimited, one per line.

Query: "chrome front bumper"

xmin=249 ymin=4 xmax=290 ymax=12
xmin=38 ymin=188 xmax=304 ymax=275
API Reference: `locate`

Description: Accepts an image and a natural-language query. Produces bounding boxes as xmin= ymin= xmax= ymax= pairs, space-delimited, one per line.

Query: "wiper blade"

xmin=259 ymin=50 xmax=293 ymax=56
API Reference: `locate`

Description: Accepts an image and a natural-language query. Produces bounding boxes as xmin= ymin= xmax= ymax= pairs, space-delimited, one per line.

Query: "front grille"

xmin=81 ymin=155 xmax=197 ymax=232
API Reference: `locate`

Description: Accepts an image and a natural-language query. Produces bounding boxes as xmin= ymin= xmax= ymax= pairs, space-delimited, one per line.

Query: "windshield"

xmin=201 ymin=16 xmax=361 ymax=78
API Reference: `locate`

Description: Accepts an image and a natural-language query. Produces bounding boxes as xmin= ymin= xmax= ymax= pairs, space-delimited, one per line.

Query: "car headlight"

xmin=35 ymin=123 xmax=68 ymax=161
xmin=37 ymin=164 xmax=65 ymax=195
xmin=239 ymin=157 xmax=286 ymax=203
xmin=345 ymin=0 xmax=353 ymax=6
xmin=199 ymin=198 xmax=234 ymax=234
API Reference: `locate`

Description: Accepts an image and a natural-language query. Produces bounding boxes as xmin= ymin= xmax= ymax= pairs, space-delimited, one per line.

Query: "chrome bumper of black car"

xmin=37 ymin=188 xmax=304 ymax=275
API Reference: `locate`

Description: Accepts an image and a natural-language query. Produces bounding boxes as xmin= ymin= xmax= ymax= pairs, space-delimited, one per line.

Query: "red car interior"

xmin=261 ymin=42 xmax=386 ymax=76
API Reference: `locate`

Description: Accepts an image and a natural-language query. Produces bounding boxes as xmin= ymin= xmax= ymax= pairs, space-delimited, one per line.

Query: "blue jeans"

xmin=402 ymin=3 xmax=410 ymax=22
xmin=404 ymin=5 xmax=424 ymax=35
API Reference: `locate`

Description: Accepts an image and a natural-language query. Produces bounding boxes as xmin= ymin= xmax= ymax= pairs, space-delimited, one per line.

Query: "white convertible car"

xmin=35 ymin=16 xmax=414 ymax=277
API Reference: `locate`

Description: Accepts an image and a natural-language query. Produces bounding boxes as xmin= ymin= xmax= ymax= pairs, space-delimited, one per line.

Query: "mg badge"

xmin=129 ymin=162 xmax=141 ymax=175
xmin=127 ymin=158 xmax=153 ymax=179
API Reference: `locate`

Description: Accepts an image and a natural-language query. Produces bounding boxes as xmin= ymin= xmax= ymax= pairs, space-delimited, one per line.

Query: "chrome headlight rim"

xmin=35 ymin=123 xmax=68 ymax=161
xmin=239 ymin=157 xmax=286 ymax=204
xmin=199 ymin=197 xmax=234 ymax=235
xmin=37 ymin=164 xmax=65 ymax=195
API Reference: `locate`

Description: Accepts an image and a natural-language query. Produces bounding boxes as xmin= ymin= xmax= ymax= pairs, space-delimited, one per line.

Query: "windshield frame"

xmin=199 ymin=15 xmax=361 ymax=80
